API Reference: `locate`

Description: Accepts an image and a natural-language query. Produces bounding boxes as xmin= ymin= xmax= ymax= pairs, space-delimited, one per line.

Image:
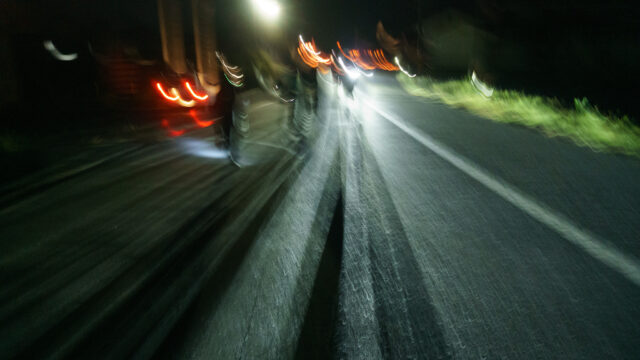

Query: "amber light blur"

xmin=298 ymin=36 xmax=400 ymax=75
xmin=185 ymin=81 xmax=209 ymax=100
xmin=170 ymin=88 xmax=196 ymax=107
xmin=155 ymin=81 xmax=208 ymax=107
xmin=156 ymin=82 xmax=179 ymax=101
xmin=348 ymin=49 xmax=376 ymax=70
xmin=162 ymin=119 xmax=186 ymax=137
xmin=337 ymin=42 xmax=354 ymax=62
xmin=370 ymin=49 xmax=398 ymax=71
xmin=297 ymin=35 xmax=331 ymax=70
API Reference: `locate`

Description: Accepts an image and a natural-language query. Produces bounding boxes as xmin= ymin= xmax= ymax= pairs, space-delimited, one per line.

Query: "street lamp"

xmin=251 ymin=0 xmax=281 ymax=21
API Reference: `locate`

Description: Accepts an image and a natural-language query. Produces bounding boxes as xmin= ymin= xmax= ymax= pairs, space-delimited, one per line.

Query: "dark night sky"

xmin=4 ymin=0 xmax=638 ymax=53
xmin=2 ymin=0 xmax=640 ymax=116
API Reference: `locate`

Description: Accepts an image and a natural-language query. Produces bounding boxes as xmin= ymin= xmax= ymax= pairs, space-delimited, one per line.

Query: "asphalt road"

xmin=1 ymin=74 xmax=639 ymax=359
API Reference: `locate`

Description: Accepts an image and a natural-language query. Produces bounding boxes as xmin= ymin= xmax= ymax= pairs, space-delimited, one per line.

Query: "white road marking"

xmin=362 ymin=98 xmax=640 ymax=287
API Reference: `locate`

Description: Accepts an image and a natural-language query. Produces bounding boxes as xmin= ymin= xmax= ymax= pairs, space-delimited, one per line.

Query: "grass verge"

xmin=397 ymin=74 xmax=640 ymax=157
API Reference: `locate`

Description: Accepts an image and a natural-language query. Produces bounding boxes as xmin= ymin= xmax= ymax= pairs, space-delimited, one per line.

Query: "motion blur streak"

xmin=297 ymin=47 xmax=319 ymax=69
xmin=337 ymin=41 xmax=354 ymax=61
xmin=348 ymin=49 xmax=377 ymax=71
xmin=170 ymin=88 xmax=196 ymax=107
xmin=156 ymin=82 xmax=179 ymax=101
xmin=177 ymin=138 xmax=229 ymax=159
xmin=298 ymin=37 xmax=397 ymax=75
xmin=330 ymin=55 xmax=345 ymax=75
xmin=298 ymin=35 xmax=330 ymax=65
xmin=43 ymin=40 xmax=78 ymax=61
xmin=184 ymin=82 xmax=209 ymax=100
xmin=357 ymin=67 xmax=374 ymax=78
xmin=371 ymin=50 xmax=398 ymax=71
xmin=216 ymin=52 xmax=238 ymax=70
xmin=189 ymin=110 xmax=213 ymax=128
xmin=169 ymin=102 xmax=341 ymax=359
xmin=299 ymin=35 xmax=320 ymax=55
xmin=338 ymin=57 xmax=360 ymax=79
xmin=224 ymin=73 xmax=244 ymax=87
xmin=471 ymin=71 xmax=494 ymax=97
xmin=394 ymin=57 xmax=416 ymax=77
xmin=216 ymin=51 xmax=244 ymax=87
xmin=161 ymin=119 xmax=185 ymax=137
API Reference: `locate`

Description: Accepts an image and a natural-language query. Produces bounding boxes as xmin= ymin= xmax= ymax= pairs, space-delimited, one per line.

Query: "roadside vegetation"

xmin=397 ymin=74 xmax=640 ymax=157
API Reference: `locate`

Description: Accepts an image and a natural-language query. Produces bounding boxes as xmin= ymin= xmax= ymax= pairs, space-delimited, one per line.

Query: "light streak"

xmin=224 ymin=73 xmax=244 ymax=87
xmin=394 ymin=57 xmax=416 ymax=77
xmin=297 ymin=47 xmax=318 ymax=68
xmin=471 ymin=71 xmax=493 ymax=97
xmin=299 ymin=35 xmax=320 ymax=55
xmin=216 ymin=52 xmax=244 ymax=87
xmin=299 ymin=36 xmax=402 ymax=75
xmin=338 ymin=57 xmax=360 ymax=79
xmin=161 ymin=119 xmax=185 ymax=137
xmin=222 ymin=72 xmax=242 ymax=87
xmin=43 ymin=40 xmax=78 ymax=61
xmin=216 ymin=51 xmax=238 ymax=69
xmin=372 ymin=50 xmax=398 ymax=71
xmin=297 ymin=35 xmax=330 ymax=67
xmin=184 ymin=81 xmax=209 ymax=100
xmin=189 ymin=110 xmax=213 ymax=127
xmin=349 ymin=49 xmax=377 ymax=70
xmin=357 ymin=67 xmax=374 ymax=77
xmin=225 ymin=71 xmax=244 ymax=80
xmin=330 ymin=55 xmax=344 ymax=75
xmin=170 ymin=88 xmax=196 ymax=107
xmin=307 ymin=43 xmax=330 ymax=64
xmin=337 ymin=41 xmax=354 ymax=61
xmin=156 ymin=82 xmax=179 ymax=100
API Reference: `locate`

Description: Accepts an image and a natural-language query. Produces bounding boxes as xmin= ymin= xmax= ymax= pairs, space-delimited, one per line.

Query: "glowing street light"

xmin=251 ymin=0 xmax=281 ymax=21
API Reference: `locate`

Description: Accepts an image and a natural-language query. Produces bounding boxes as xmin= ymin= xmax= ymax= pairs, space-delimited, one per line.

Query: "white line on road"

xmin=363 ymin=98 xmax=640 ymax=287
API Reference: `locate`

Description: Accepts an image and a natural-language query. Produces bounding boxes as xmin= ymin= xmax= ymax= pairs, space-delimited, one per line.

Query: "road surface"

xmin=1 ymin=74 xmax=639 ymax=359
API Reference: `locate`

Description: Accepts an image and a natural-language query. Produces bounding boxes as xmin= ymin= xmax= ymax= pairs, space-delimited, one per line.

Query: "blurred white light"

xmin=178 ymin=138 xmax=229 ymax=159
xmin=338 ymin=57 xmax=360 ymax=80
xmin=357 ymin=68 xmax=374 ymax=78
xmin=252 ymin=0 xmax=281 ymax=21
xmin=394 ymin=56 xmax=415 ymax=78
xmin=471 ymin=71 xmax=493 ymax=97
xmin=299 ymin=35 xmax=320 ymax=55
xmin=43 ymin=40 xmax=78 ymax=61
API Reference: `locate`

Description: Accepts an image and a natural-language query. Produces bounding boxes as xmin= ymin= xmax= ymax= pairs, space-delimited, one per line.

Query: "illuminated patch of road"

xmin=360 ymin=95 xmax=640 ymax=287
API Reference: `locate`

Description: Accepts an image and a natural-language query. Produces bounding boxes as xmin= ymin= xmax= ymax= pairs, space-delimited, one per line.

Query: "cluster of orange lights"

xmin=298 ymin=35 xmax=399 ymax=74
xmin=156 ymin=81 xmax=209 ymax=107
xmin=297 ymin=36 xmax=331 ymax=71
xmin=337 ymin=42 xmax=398 ymax=71
xmin=362 ymin=49 xmax=398 ymax=71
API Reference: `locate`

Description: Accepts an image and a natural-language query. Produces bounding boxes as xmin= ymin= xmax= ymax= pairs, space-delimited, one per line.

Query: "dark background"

xmin=1 ymin=0 xmax=639 ymax=119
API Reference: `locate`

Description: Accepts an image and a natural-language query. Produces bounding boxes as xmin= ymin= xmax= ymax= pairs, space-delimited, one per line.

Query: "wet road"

xmin=1 ymin=74 xmax=639 ymax=359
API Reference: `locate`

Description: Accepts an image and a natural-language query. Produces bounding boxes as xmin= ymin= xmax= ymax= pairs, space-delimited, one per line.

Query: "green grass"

xmin=397 ymin=74 xmax=640 ymax=157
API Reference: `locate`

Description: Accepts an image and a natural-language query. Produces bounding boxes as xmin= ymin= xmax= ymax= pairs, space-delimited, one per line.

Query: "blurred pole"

xmin=192 ymin=0 xmax=221 ymax=95
xmin=157 ymin=0 xmax=188 ymax=74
